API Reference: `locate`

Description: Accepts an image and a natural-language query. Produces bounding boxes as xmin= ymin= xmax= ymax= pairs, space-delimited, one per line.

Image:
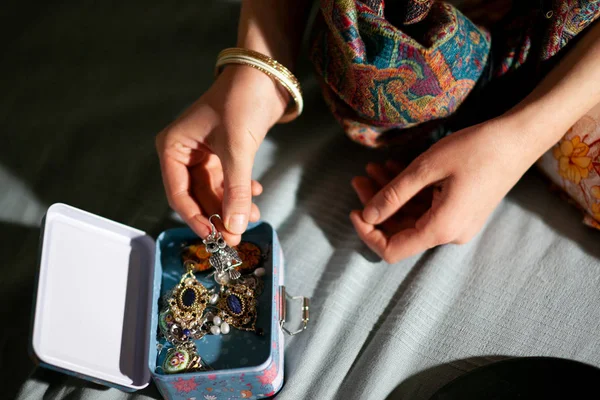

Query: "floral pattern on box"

xmin=154 ymin=321 xmax=283 ymax=400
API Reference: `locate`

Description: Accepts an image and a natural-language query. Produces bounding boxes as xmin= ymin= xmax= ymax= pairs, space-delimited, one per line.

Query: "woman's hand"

xmin=350 ymin=118 xmax=542 ymax=263
xmin=156 ymin=65 xmax=288 ymax=245
xmin=349 ymin=21 xmax=600 ymax=263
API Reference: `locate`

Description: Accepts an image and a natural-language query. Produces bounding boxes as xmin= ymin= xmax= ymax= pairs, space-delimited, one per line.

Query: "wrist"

xmin=496 ymin=99 xmax=569 ymax=161
xmin=220 ymin=64 xmax=290 ymax=128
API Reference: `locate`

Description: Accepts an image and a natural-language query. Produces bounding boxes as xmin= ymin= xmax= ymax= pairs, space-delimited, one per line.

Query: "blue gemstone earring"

xmin=166 ymin=262 xmax=212 ymax=337
xmin=217 ymin=283 xmax=258 ymax=332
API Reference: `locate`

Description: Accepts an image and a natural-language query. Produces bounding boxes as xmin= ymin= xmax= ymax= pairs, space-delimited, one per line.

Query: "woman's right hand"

xmin=156 ymin=65 xmax=288 ymax=245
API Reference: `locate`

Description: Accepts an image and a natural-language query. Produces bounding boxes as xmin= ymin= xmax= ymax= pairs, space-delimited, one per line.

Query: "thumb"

xmin=221 ymin=151 xmax=255 ymax=235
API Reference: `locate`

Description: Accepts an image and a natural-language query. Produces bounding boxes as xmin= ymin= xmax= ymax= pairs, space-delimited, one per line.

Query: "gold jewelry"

xmin=217 ymin=284 xmax=258 ymax=332
xmin=167 ymin=267 xmax=210 ymax=332
xmin=215 ymin=47 xmax=303 ymax=123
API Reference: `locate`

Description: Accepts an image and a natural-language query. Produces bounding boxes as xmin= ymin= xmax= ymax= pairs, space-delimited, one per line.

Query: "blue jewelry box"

xmin=30 ymin=203 xmax=308 ymax=399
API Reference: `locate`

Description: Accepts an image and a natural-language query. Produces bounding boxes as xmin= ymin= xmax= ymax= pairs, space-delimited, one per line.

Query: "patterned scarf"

xmin=310 ymin=0 xmax=600 ymax=147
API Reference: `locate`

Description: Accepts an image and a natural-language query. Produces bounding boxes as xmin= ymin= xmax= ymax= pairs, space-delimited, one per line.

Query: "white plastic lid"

xmin=32 ymin=203 xmax=154 ymax=390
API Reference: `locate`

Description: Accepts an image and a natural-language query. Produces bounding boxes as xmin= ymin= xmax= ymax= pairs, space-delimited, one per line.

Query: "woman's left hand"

xmin=350 ymin=19 xmax=600 ymax=263
xmin=350 ymin=117 xmax=543 ymax=263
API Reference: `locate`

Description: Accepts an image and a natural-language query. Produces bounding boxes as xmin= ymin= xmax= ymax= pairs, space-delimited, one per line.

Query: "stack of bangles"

xmin=215 ymin=47 xmax=303 ymax=123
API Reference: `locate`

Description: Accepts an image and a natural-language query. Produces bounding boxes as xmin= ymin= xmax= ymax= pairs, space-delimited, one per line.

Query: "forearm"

xmin=237 ymin=0 xmax=311 ymax=70
xmin=228 ymin=0 xmax=311 ymax=126
xmin=505 ymin=21 xmax=600 ymax=155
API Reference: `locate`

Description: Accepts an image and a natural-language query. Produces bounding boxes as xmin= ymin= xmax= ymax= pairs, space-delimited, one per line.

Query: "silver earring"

xmin=204 ymin=214 xmax=243 ymax=284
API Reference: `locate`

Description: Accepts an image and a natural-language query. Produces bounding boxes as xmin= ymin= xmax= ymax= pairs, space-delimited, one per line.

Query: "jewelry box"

xmin=30 ymin=203 xmax=308 ymax=399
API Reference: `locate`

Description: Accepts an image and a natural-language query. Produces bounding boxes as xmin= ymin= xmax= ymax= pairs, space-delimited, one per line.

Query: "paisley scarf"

xmin=310 ymin=0 xmax=600 ymax=147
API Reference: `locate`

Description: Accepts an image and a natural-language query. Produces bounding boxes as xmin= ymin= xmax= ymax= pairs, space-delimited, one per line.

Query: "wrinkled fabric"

xmin=310 ymin=0 xmax=600 ymax=147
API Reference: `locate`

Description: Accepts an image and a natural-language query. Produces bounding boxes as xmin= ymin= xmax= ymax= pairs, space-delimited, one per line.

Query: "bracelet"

xmin=215 ymin=48 xmax=303 ymax=123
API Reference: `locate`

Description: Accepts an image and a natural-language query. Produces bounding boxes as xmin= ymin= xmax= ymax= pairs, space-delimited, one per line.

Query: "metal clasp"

xmin=279 ymin=286 xmax=309 ymax=336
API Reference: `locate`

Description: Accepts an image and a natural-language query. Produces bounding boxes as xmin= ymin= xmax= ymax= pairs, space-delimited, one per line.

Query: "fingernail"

xmin=363 ymin=206 xmax=379 ymax=224
xmin=227 ymin=213 xmax=247 ymax=234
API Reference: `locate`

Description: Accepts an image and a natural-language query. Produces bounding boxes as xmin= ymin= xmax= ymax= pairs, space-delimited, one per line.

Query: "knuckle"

xmin=157 ymin=126 xmax=183 ymax=152
xmin=226 ymin=184 xmax=252 ymax=202
xmin=381 ymin=185 xmax=401 ymax=207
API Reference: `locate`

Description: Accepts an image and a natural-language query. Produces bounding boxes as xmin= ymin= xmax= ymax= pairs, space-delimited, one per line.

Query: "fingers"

xmin=250 ymin=202 xmax=261 ymax=222
xmin=352 ymin=178 xmax=465 ymax=263
xmin=350 ymin=209 xmax=435 ymax=263
xmin=365 ymin=163 xmax=393 ymax=187
xmin=385 ymin=160 xmax=404 ymax=175
xmin=355 ymin=161 xmax=401 ymax=205
xmin=160 ymin=156 xmax=211 ymax=238
xmin=220 ymin=151 xmax=255 ymax=235
xmin=251 ymin=180 xmax=263 ymax=196
xmin=351 ymin=176 xmax=378 ymax=205
xmin=363 ymin=157 xmax=442 ymax=225
xmin=211 ymin=202 xmax=260 ymax=246
xmin=350 ymin=210 xmax=389 ymax=253
xmin=157 ymin=102 xmax=263 ymax=242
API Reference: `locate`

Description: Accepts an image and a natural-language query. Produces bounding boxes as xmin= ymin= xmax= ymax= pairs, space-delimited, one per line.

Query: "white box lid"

xmin=32 ymin=203 xmax=154 ymax=390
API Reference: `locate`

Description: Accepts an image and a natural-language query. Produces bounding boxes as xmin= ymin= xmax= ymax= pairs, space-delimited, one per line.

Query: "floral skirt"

xmin=309 ymin=0 xmax=600 ymax=229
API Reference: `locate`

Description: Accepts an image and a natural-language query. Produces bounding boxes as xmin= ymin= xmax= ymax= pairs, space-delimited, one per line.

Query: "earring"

xmin=217 ymin=283 xmax=258 ymax=332
xmin=204 ymin=214 xmax=243 ymax=283
xmin=166 ymin=262 xmax=212 ymax=336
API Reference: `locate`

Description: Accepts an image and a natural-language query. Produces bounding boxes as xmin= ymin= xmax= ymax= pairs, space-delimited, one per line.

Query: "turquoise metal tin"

xmin=31 ymin=203 xmax=304 ymax=399
xmin=150 ymin=226 xmax=284 ymax=400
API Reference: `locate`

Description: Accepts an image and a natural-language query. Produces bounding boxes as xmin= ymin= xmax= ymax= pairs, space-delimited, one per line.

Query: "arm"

xmin=156 ymin=0 xmax=310 ymax=244
xmin=508 ymin=21 xmax=600 ymax=156
xmin=351 ymin=22 xmax=600 ymax=263
xmin=238 ymin=0 xmax=310 ymax=68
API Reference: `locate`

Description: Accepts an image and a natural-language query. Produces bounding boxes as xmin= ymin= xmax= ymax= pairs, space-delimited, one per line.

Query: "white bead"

xmin=254 ymin=267 xmax=266 ymax=277
xmin=210 ymin=325 xmax=221 ymax=335
xmin=209 ymin=294 xmax=219 ymax=305
xmin=220 ymin=322 xmax=230 ymax=334
xmin=215 ymin=272 xmax=230 ymax=285
xmin=212 ymin=316 xmax=222 ymax=325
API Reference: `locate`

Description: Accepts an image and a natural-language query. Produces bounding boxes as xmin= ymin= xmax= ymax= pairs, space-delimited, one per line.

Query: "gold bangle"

xmin=215 ymin=48 xmax=303 ymax=123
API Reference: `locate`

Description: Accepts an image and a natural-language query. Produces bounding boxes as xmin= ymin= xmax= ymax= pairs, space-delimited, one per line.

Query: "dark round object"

xmin=430 ymin=357 xmax=600 ymax=400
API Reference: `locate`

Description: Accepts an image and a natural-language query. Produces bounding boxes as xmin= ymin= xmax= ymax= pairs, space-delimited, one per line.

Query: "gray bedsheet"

xmin=3 ymin=1 xmax=600 ymax=399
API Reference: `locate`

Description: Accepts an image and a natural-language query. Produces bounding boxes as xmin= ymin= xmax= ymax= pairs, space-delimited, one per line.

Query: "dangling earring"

xmin=203 ymin=214 xmax=243 ymax=285
xmin=166 ymin=261 xmax=212 ymax=336
xmin=217 ymin=283 xmax=259 ymax=332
